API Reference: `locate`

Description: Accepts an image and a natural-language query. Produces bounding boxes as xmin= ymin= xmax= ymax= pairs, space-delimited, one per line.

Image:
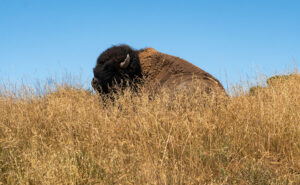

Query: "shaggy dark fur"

xmin=92 ymin=45 xmax=142 ymax=94
xmin=92 ymin=44 xmax=226 ymax=96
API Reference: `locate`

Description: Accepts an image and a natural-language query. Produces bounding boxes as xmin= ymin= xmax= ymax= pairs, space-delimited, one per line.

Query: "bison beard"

xmin=92 ymin=44 xmax=225 ymax=97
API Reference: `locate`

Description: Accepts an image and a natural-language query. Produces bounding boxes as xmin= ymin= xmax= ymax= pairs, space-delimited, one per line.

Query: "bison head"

xmin=92 ymin=45 xmax=142 ymax=94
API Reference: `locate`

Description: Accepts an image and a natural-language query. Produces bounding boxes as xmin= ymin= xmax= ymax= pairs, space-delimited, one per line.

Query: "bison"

xmin=92 ymin=44 xmax=226 ymax=96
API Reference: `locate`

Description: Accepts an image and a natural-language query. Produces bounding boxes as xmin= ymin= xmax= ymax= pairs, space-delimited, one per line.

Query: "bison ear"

xmin=120 ymin=54 xmax=130 ymax=69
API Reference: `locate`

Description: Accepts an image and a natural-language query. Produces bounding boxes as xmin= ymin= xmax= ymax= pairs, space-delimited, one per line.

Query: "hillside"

xmin=0 ymin=73 xmax=299 ymax=184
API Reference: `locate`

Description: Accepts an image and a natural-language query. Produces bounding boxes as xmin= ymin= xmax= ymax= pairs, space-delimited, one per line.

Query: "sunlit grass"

xmin=0 ymin=73 xmax=299 ymax=184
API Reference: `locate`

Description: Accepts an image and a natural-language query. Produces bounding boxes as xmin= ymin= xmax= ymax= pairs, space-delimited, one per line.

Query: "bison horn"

xmin=120 ymin=54 xmax=130 ymax=69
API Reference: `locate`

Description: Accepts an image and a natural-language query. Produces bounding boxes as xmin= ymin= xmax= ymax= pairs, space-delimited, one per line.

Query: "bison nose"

xmin=92 ymin=77 xmax=99 ymax=88
xmin=93 ymin=77 xmax=99 ymax=83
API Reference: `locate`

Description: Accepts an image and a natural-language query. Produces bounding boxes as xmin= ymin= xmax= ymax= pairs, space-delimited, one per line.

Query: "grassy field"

xmin=0 ymin=73 xmax=299 ymax=184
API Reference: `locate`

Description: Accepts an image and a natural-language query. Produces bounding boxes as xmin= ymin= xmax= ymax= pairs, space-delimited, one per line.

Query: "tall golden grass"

xmin=0 ymin=73 xmax=299 ymax=184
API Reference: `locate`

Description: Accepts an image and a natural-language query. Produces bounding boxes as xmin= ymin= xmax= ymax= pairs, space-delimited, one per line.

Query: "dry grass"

xmin=0 ymin=73 xmax=300 ymax=185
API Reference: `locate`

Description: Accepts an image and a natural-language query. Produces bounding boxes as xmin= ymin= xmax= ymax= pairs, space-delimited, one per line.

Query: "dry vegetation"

xmin=0 ymin=73 xmax=300 ymax=185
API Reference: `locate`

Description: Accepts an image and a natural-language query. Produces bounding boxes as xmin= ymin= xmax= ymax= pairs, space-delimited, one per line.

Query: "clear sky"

xmin=0 ymin=0 xmax=299 ymax=90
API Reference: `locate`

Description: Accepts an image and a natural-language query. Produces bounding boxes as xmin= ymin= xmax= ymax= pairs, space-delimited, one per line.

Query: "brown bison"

xmin=92 ymin=44 xmax=225 ymax=96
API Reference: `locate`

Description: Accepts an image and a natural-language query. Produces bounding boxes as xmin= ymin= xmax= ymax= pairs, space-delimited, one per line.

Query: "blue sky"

xmin=0 ymin=0 xmax=299 ymax=90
